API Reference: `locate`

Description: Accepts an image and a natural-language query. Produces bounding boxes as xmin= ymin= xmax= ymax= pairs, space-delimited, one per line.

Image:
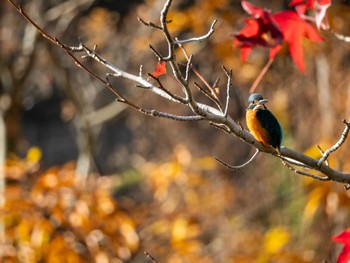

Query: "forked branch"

xmin=317 ymin=120 xmax=350 ymax=166
xmin=7 ymin=0 xmax=350 ymax=185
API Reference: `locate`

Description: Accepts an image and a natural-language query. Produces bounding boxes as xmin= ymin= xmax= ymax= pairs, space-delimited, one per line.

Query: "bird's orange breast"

xmin=246 ymin=109 xmax=271 ymax=148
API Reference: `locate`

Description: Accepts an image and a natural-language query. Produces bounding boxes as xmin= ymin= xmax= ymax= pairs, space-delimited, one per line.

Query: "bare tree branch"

xmin=317 ymin=120 xmax=350 ymax=166
xmin=281 ymin=158 xmax=330 ymax=181
xmin=215 ymin=149 xmax=260 ymax=170
xmin=7 ymin=0 xmax=350 ymax=185
xmin=173 ymin=19 xmax=217 ymax=44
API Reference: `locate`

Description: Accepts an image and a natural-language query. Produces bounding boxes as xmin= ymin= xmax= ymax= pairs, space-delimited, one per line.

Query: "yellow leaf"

xmin=304 ymin=141 xmax=332 ymax=159
xmin=26 ymin=147 xmax=42 ymax=163
xmin=171 ymin=218 xmax=199 ymax=243
xmin=120 ymin=221 xmax=139 ymax=252
xmin=303 ymin=187 xmax=325 ymax=224
xmin=263 ymin=227 xmax=290 ymax=254
xmin=172 ymin=218 xmax=188 ymax=243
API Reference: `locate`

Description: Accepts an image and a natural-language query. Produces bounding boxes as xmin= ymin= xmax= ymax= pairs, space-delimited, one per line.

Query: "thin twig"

xmin=149 ymin=45 xmax=164 ymax=61
xmin=210 ymin=122 xmax=231 ymax=134
xmin=160 ymin=0 xmax=175 ymax=61
xmin=139 ymin=64 xmax=143 ymax=77
xmin=194 ymin=82 xmax=223 ymax=112
xmin=317 ymin=144 xmax=329 ymax=166
xmin=279 ymin=156 xmax=312 ymax=169
xmin=281 ymin=159 xmax=330 ymax=181
xmin=159 ymin=0 xmax=196 ymax=105
xmin=317 ymin=120 xmax=350 ymax=166
xmin=144 ymin=251 xmax=159 ymax=263
xmin=216 ymin=149 xmax=259 ymax=170
xmin=222 ymin=66 xmax=232 ymax=117
xmin=176 ymin=36 xmax=223 ymax=116
xmin=147 ymin=73 xmax=188 ymax=103
xmin=176 ymin=37 xmax=190 ymax=60
xmin=174 ymin=19 xmax=217 ymax=44
xmin=249 ymin=57 xmax=274 ymax=93
xmin=175 ymin=36 xmax=221 ymax=109
xmin=137 ymin=17 xmax=162 ymax=30
xmin=8 ymin=0 xmax=59 ymax=45
xmin=184 ymin=54 xmax=193 ymax=82
xmin=192 ymin=66 xmax=221 ymax=103
xmin=212 ymin=77 xmax=220 ymax=92
xmin=330 ymin=29 xmax=350 ymax=43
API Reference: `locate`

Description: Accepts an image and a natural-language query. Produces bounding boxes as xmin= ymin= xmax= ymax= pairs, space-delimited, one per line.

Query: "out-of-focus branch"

xmin=44 ymin=0 xmax=94 ymax=28
xmin=144 ymin=251 xmax=159 ymax=263
xmin=0 ymin=107 xmax=6 ymax=247
xmin=316 ymin=53 xmax=333 ymax=137
xmin=330 ymin=30 xmax=350 ymax=43
xmin=7 ymin=0 xmax=350 ymax=185
xmin=85 ymin=102 xmax=127 ymax=127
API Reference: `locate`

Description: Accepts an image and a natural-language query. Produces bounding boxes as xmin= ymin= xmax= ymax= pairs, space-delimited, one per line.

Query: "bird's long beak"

xmin=257 ymin=99 xmax=268 ymax=105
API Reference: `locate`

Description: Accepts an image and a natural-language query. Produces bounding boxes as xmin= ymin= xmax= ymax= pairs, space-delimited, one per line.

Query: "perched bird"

xmin=246 ymin=93 xmax=283 ymax=154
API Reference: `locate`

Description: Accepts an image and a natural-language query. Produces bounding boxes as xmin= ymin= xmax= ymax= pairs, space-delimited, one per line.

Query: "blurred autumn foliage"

xmin=3 ymin=153 xmax=139 ymax=262
xmin=1 ymin=0 xmax=350 ymax=262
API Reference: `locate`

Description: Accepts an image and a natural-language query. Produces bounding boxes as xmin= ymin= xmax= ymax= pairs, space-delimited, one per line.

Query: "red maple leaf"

xmin=234 ymin=2 xmax=283 ymax=60
xmin=234 ymin=1 xmax=322 ymax=73
xmin=290 ymin=0 xmax=331 ymax=29
xmin=332 ymin=229 xmax=350 ymax=263
xmin=273 ymin=10 xmax=323 ymax=72
xmin=152 ymin=61 xmax=167 ymax=77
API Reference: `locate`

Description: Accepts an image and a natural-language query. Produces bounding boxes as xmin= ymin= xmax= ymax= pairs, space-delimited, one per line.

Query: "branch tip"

xmin=216 ymin=149 xmax=259 ymax=171
xmin=317 ymin=119 xmax=350 ymax=166
xmin=137 ymin=17 xmax=162 ymax=29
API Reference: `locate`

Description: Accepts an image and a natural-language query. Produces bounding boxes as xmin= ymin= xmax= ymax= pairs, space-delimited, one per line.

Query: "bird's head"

xmin=247 ymin=93 xmax=268 ymax=111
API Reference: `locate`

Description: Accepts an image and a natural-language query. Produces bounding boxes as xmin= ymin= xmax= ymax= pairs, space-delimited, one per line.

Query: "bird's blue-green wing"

xmin=255 ymin=109 xmax=283 ymax=149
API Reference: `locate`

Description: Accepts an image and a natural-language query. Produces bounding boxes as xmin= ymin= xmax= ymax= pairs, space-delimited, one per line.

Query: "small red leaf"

xmin=152 ymin=61 xmax=167 ymax=77
xmin=333 ymin=230 xmax=350 ymax=263
xmin=333 ymin=229 xmax=350 ymax=245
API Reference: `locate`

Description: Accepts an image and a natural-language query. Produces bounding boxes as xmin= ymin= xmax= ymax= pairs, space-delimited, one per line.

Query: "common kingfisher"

xmin=246 ymin=93 xmax=283 ymax=154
